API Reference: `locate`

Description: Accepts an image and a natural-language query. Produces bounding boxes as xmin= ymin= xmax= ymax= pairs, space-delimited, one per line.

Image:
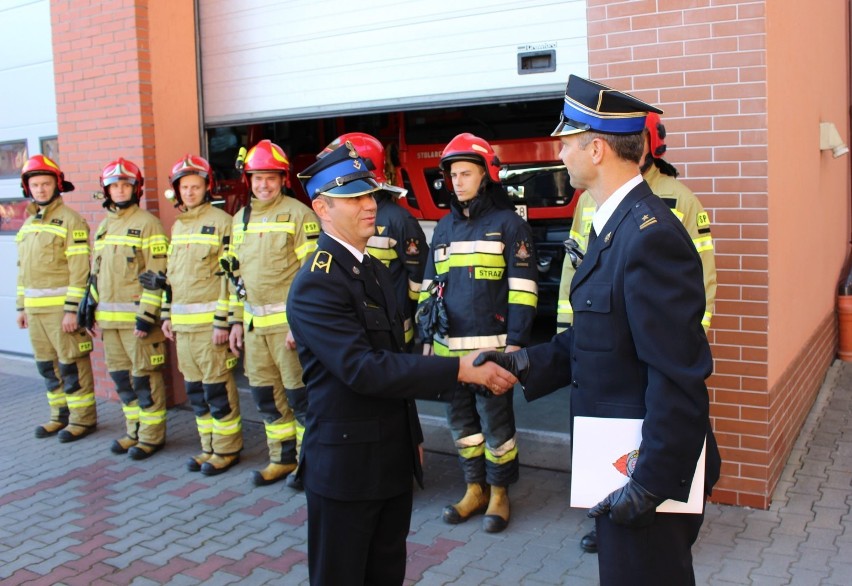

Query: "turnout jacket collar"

xmin=106 ymin=202 xmax=138 ymax=219
xmin=249 ymin=193 xmax=284 ymax=214
xmin=26 ymin=196 xmax=65 ymax=218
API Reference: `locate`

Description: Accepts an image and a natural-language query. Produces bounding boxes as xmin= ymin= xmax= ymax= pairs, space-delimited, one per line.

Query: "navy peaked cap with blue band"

xmin=551 ymin=75 xmax=664 ymax=137
xmin=298 ymin=141 xmax=380 ymax=200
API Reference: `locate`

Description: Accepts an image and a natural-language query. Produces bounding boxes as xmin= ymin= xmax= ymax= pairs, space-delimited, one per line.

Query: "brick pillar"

xmin=50 ymin=0 xmax=200 ymax=406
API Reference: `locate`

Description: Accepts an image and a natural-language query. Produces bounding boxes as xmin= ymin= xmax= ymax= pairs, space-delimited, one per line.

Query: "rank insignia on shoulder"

xmin=276 ymin=214 xmax=290 ymax=223
xmin=51 ymin=218 xmax=63 ymax=226
xmin=377 ymin=225 xmax=386 ymax=235
xmin=405 ymin=238 xmax=420 ymax=256
xmin=310 ymin=250 xmax=332 ymax=273
xmin=127 ymin=228 xmax=141 ymax=236
xmin=639 ymin=217 xmax=657 ymax=230
xmin=201 ymin=225 xmax=216 ymax=235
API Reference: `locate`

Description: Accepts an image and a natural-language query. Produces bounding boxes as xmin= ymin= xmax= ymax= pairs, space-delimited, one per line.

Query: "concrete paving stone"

xmin=102 ymin=527 xmax=152 ymax=554
xmin=791 ymin=546 xmax=836 ymax=573
xmin=28 ymin=536 xmax=84 ymax=563
xmin=711 ymin=557 xmax=761 ymax=584
xmin=788 ymin=474 xmax=827 ymax=495
xmin=101 ymin=544 xmax=157 ymax=569
xmin=103 ymin=518 xmax=150 ymax=542
xmin=210 ymin=536 xmax=267 ymax=560
xmin=826 ymin=560 xmax=852 ymax=585
xmin=412 ymin=569 xmax=456 ymax=586
xmin=139 ymin=542 xmax=195 ymax=567
xmin=764 ymin=532 xmax=809 ymax=556
xmin=785 ymin=567 xmax=831 ymax=585
xmin=799 ymin=526 xmax=842 ymax=551
xmin=727 ymin=537 xmax=770 ymax=562
xmin=778 ymin=492 xmax=819 ymax=517
xmin=817 ymin=487 xmax=852 ymax=510
xmin=204 ymin=569 xmax=253 ymax=585
xmin=207 ymin=523 xmax=259 ymax=550
xmin=772 ymin=511 xmax=814 ymax=536
xmin=445 ymin=566 xmax=498 ymax=585
xmin=750 ymin=552 xmax=796 ymax=578
xmin=178 ymin=540 xmax=233 ymax=564
xmin=0 ymin=553 xmax=48 ymax=578
xmin=822 ymin=469 xmax=852 ymax=490
xmin=808 ymin=505 xmax=848 ymax=531
xmin=253 ymin=535 xmax=304 ymax=559
xmin=125 ymin=577 xmax=160 ymax=586
xmin=740 ymin=574 xmax=790 ymax=586
xmin=738 ymin=517 xmax=783 ymax=542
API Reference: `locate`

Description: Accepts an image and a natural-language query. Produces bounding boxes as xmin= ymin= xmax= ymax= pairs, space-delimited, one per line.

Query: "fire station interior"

xmin=218 ymin=100 xmax=574 ymax=470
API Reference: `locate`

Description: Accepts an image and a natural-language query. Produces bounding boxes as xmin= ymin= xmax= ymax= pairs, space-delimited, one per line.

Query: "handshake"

xmin=457 ymin=348 xmax=530 ymax=396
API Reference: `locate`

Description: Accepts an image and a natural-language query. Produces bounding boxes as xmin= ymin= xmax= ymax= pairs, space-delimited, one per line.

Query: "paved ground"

xmin=1 ymin=355 xmax=851 ymax=585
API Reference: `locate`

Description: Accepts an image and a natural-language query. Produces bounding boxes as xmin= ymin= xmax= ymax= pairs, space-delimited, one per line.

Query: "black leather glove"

xmin=472 ymin=348 xmax=529 ymax=384
xmin=139 ymin=270 xmax=168 ymax=291
xmin=588 ymin=479 xmax=665 ymax=528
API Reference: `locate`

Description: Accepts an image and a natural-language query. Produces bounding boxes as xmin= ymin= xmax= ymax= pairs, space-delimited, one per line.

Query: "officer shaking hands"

xmin=476 ymin=75 xmax=721 ymax=586
xmin=287 ymin=141 xmax=516 ymax=586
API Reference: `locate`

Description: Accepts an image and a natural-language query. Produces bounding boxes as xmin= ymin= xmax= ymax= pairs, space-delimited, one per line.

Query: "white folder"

xmin=570 ymin=416 xmax=706 ymax=514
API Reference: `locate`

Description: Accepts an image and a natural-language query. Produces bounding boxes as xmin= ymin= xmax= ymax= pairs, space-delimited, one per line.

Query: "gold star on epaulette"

xmin=311 ymin=251 xmax=332 ymax=273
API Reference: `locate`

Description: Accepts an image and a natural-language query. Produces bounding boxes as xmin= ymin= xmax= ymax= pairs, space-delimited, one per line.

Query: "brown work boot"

xmin=34 ymin=420 xmax=67 ymax=439
xmin=186 ymin=452 xmax=213 ymax=472
xmin=110 ymin=435 xmax=138 ymax=454
xmin=57 ymin=424 xmax=96 ymax=443
xmin=482 ymin=485 xmax=510 ymax=533
xmin=128 ymin=443 xmax=163 ymax=461
xmin=252 ymin=462 xmax=296 ymax=487
xmin=201 ymin=454 xmax=240 ymax=476
xmin=442 ymin=482 xmax=490 ymax=524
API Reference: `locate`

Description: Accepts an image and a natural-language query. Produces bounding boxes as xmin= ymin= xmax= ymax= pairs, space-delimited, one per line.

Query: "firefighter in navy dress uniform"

xmin=475 ymin=75 xmax=722 ymax=586
xmin=321 ymin=132 xmax=428 ymax=348
xmin=287 ymin=141 xmax=517 ymax=586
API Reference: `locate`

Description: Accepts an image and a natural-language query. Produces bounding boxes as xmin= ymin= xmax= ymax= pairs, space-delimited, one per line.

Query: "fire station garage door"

xmin=198 ymin=0 xmax=588 ymax=125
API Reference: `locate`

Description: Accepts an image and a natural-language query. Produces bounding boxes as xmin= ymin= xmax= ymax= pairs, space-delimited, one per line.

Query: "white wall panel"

xmin=200 ymin=0 xmax=588 ymax=124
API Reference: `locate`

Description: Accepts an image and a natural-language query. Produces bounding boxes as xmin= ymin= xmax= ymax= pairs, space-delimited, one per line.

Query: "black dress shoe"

xmin=580 ymin=529 xmax=598 ymax=553
xmin=285 ymin=473 xmax=304 ymax=491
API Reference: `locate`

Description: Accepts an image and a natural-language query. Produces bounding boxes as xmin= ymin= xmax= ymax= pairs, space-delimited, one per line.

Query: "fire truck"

xmin=198 ymin=0 xmax=590 ymax=316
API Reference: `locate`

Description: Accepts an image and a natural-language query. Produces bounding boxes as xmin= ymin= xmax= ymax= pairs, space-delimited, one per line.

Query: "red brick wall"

xmin=587 ymin=0 xmax=775 ymax=506
xmin=50 ymin=0 xmax=163 ymax=402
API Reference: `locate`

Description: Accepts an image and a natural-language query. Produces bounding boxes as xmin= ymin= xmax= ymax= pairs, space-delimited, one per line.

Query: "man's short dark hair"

xmin=579 ymin=131 xmax=644 ymax=164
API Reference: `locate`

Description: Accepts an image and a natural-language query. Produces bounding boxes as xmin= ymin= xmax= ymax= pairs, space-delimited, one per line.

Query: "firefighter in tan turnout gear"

xmin=89 ymin=158 xmax=170 ymax=460
xmin=139 ymin=155 xmax=243 ymax=476
xmin=16 ymin=155 xmax=97 ymax=442
xmin=225 ymin=139 xmax=320 ymax=487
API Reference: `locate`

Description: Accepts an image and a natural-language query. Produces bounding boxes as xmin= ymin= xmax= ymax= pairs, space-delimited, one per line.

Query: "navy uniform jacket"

xmin=523 ymin=181 xmax=721 ymax=503
xmin=288 ymin=232 xmax=459 ymax=501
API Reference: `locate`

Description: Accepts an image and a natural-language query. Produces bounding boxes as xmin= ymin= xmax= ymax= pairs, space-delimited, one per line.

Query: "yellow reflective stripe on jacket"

xmin=694 ymin=235 xmax=713 ymax=253
xmin=244 ymin=301 xmax=288 ymax=327
xmin=16 ymin=223 xmax=68 ymax=239
xmin=170 ymin=233 xmax=219 ymax=246
xmin=94 ymin=233 xmax=168 ymax=251
xmin=95 ymin=301 xmax=138 ymax=323
xmin=433 ymin=240 xmax=506 ymax=275
xmin=140 ymin=291 xmax=162 ymax=308
xmin=65 ymin=244 xmax=91 ymax=257
xmin=508 ymin=277 xmax=538 ymax=308
xmin=239 ymin=221 xmax=296 ymax=235
xmin=24 ymin=286 xmax=67 ymax=308
xmin=66 ymin=286 xmax=86 ymax=300
xmin=433 ymin=333 xmax=507 ymax=356
xmin=295 ymin=240 xmax=318 ymax=260
xmin=170 ymin=301 xmax=218 ymax=325
xmin=265 ymin=420 xmax=297 ymax=441
xmin=702 ymin=311 xmax=712 ymax=329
